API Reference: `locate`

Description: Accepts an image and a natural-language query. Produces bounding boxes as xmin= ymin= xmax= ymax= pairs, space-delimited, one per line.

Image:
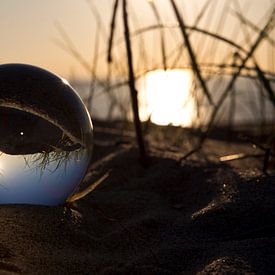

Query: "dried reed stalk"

xmin=234 ymin=2 xmax=275 ymax=108
xmin=54 ymin=5 xmax=129 ymax=120
xmin=128 ymin=3 xmax=149 ymax=73
xmin=122 ymin=0 xmax=148 ymax=166
xmin=87 ymin=26 xmax=100 ymax=112
xmin=256 ymin=64 xmax=275 ymax=106
xmin=233 ymin=10 xmax=275 ymax=47
xmin=202 ymin=7 xmax=275 ymax=142
xmin=172 ymin=0 xmax=214 ymax=68
xmin=169 ymin=0 xmax=214 ymax=105
xmin=53 ymin=22 xmax=92 ymax=72
xmin=107 ymin=0 xmax=120 ymax=63
xmin=148 ymin=0 xmax=167 ymax=70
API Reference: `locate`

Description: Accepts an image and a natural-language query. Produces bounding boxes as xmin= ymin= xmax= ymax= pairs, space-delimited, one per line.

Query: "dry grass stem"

xmin=122 ymin=0 xmax=148 ymax=166
xmin=170 ymin=0 xmax=214 ymax=106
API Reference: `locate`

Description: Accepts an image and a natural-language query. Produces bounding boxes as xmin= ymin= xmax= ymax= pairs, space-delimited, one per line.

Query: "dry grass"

xmin=54 ymin=0 xmax=275 ymax=166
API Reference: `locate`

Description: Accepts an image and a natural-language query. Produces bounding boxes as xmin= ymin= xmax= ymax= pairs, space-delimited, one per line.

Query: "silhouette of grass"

xmin=54 ymin=0 xmax=275 ymax=169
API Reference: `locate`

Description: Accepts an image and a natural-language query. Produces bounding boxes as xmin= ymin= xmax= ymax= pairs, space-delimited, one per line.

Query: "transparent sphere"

xmin=0 ymin=64 xmax=93 ymax=205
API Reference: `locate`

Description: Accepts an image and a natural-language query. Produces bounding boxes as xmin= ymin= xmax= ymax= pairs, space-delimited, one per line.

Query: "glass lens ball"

xmin=0 ymin=64 xmax=93 ymax=205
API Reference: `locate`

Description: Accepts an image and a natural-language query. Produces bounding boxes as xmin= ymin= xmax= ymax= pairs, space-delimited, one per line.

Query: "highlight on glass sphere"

xmin=0 ymin=63 xmax=93 ymax=206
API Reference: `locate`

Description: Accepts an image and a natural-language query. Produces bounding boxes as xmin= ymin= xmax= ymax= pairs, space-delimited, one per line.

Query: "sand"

xmin=0 ymin=121 xmax=274 ymax=274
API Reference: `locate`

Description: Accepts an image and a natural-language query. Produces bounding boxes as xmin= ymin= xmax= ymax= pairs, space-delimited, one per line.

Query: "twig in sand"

xmin=66 ymin=172 xmax=110 ymax=203
xmin=219 ymin=153 xmax=263 ymax=162
xmin=179 ymin=145 xmax=202 ymax=163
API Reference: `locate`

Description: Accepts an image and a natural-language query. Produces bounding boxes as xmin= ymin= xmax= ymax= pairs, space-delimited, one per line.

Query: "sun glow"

xmin=139 ymin=69 xmax=194 ymax=127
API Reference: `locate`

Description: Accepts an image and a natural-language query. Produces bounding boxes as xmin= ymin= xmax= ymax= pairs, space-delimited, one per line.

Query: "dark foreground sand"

xmin=0 ymin=121 xmax=275 ymax=274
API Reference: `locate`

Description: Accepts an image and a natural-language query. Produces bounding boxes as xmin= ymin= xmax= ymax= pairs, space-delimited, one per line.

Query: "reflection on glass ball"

xmin=0 ymin=64 xmax=93 ymax=205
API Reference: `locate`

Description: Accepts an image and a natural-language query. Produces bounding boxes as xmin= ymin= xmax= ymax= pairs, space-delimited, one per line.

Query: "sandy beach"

xmin=0 ymin=121 xmax=273 ymax=274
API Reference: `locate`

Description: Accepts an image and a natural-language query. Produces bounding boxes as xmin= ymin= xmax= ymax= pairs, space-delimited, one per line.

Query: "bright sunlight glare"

xmin=139 ymin=69 xmax=194 ymax=127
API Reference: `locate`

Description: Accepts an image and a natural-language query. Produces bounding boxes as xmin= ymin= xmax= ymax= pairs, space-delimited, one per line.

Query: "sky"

xmin=0 ymin=0 xmax=273 ymax=80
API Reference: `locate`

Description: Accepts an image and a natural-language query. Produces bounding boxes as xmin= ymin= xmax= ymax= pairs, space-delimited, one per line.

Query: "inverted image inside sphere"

xmin=0 ymin=63 xmax=93 ymax=205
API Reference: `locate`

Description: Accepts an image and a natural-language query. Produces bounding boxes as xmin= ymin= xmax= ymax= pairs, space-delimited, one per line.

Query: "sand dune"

xmin=0 ymin=121 xmax=274 ymax=274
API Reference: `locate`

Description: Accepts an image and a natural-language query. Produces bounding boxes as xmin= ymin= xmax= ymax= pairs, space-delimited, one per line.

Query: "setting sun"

xmin=139 ymin=69 xmax=194 ymax=127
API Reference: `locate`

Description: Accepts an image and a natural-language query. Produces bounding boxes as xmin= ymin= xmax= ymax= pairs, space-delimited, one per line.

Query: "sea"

xmin=70 ymin=72 xmax=275 ymax=128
